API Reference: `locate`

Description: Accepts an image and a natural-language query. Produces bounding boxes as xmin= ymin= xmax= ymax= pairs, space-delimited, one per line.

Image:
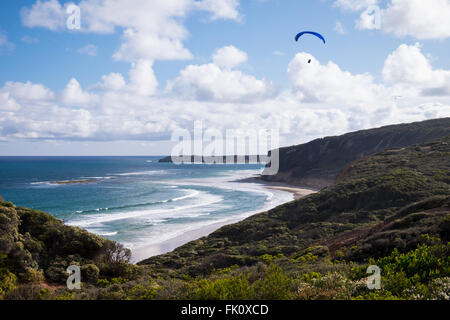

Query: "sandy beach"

xmin=264 ymin=186 xmax=316 ymax=200
xmin=132 ymin=179 xmax=316 ymax=263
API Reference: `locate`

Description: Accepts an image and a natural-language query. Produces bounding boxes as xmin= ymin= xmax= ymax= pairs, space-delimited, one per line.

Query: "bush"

xmin=253 ymin=264 xmax=294 ymax=300
xmin=193 ymin=274 xmax=253 ymax=300
xmin=82 ymin=264 xmax=100 ymax=283
xmin=0 ymin=268 xmax=17 ymax=297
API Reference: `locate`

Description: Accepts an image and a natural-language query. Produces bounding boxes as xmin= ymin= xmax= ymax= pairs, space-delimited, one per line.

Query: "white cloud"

xmin=2 ymin=81 xmax=54 ymax=102
xmin=167 ymin=63 xmax=274 ymax=102
xmin=0 ymin=81 xmax=96 ymax=140
xmin=112 ymin=28 xmax=192 ymax=62
xmin=77 ymin=44 xmax=98 ymax=56
xmin=0 ymin=92 xmax=20 ymax=112
xmin=380 ymin=0 xmax=450 ymax=39
xmin=212 ymin=46 xmax=248 ymax=69
xmin=195 ymin=0 xmax=241 ymax=21
xmin=288 ymin=53 xmax=383 ymax=105
xmin=382 ymin=43 xmax=450 ymax=95
xmin=167 ymin=47 xmax=273 ymax=102
xmin=61 ymin=78 xmax=97 ymax=107
xmin=100 ymin=73 xmax=127 ymax=91
xmin=128 ymin=59 xmax=159 ymax=96
xmin=352 ymin=0 xmax=450 ymax=40
xmin=1 ymin=44 xmax=449 ymax=149
xmin=20 ymin=0 xmax=66 ymax=31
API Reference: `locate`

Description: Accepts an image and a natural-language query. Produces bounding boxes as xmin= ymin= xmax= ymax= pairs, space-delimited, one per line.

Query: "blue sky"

xmin=0 ymin=0 xmax=449 ymax=155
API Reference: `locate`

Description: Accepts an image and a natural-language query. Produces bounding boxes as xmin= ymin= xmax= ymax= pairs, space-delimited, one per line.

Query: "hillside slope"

xmin=141 ymin=135 xmax=450 ymax=277
xmin=260 ymin=118 xmax=450 ymax=188
xmin=0 ymin=202 xmax=132 ymax=298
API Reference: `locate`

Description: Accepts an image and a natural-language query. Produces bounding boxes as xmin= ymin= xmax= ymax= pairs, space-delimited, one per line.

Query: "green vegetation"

xmin=0 ymin=201 xmax=135 ymax=299
xmin=1 ymin=121 xmax=449 ymax=300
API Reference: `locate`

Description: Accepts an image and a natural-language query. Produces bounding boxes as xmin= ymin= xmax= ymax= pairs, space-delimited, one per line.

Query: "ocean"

xmin=0 ymin=157 xmax=293 ymax=262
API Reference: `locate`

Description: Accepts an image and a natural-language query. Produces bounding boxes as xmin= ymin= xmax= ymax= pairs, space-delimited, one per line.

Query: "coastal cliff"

xmin=260 ymin=118 xmax=450 ymax=189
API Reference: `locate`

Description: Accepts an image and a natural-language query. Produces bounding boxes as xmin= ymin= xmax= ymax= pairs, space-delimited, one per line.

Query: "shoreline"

xmin=235 ymin=176 xmax=318 ymax=200
xmin=132 ymin=176 xmax=316 ymax=263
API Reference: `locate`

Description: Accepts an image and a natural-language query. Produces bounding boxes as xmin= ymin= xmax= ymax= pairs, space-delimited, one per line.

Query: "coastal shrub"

xmin=3 ymin=284 xmax=44 ymax=300
xmin=253 ymin=264 xmax=295 ymax=300
xmin=82 ymin=264 xmax=100 ymax=283
xmin=193 ymin=274 xmax=254 ymax=300
xmin=0 ymin=267 xmax=17 ymax=297
xmin=126 ymin=281 xmax=161 ymax=300
xmin=98 ymin=242 xmax=132 ymax=277
xmin=349 ymin=242 xmax=450 ymax=298
xmin=21 ymin=268 xmax=45 ymax=283
xmin=110 ymin=276 xmax=128 ymax=284
xmin=296 ymin=272 xmax=352 ymax=300
xmin=97 ymin=279 xmax=110 ymax=287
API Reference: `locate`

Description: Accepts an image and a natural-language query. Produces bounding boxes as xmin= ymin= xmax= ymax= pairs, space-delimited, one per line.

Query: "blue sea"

xmin=0 ymin=157 xmax=293 ymax=262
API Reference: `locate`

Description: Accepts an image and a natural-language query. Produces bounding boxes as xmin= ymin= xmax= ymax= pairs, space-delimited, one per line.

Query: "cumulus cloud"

xmin=128 ymin=59 xmax=159 ymax=96
xmin=20 ymin=0 xmax=66 ymax=31
xmin=350 ymin=0 xmax=450 ymax=39
xmin=167 ymin=46 xmax=273 ymax=102
xmin=100 ymin=73 xmax=127 ymax=91
xmin=382 ymin=43 xmax=450 ymax=96
xmin=288 ymin=53 xmax=384 ymax=105
xmin=380 ymin=0 xmax=450 ymax=39
xmin=195 ymin=0 xmax=241 ymax=21
xmin=212 ymin=46 xmax=248 ymax=69
xmin=0 ymin=81 xmax=96 ymax=140
xmin=61 ymin=78 xmax=97 ymax=107
xmin=167 ymin=63 xmax=274 ymax=102
xmin=2 ymin=81 xmax=54 ymax=102
xmin=112 ymin=28 xmax=192 ymax=62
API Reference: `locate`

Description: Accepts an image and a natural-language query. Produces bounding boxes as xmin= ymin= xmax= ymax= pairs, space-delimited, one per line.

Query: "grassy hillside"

xmin=261 ymin=118 xmax=450 ymax=188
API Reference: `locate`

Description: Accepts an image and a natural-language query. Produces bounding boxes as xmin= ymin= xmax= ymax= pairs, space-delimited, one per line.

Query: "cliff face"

xmin=260 ymin=118 xmax=450 ymax=189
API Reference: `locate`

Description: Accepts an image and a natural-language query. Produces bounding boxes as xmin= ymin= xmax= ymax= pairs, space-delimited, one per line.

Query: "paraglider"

xmin=295 ymin=31 xmax=325 ymax=64
xmin=295 ymin=31 xmax=326 ymax=44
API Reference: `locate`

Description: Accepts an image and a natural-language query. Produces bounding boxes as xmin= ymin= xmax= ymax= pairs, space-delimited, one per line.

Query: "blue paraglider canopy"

xmin=295 ymin=31 xmax=326 ymax=44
